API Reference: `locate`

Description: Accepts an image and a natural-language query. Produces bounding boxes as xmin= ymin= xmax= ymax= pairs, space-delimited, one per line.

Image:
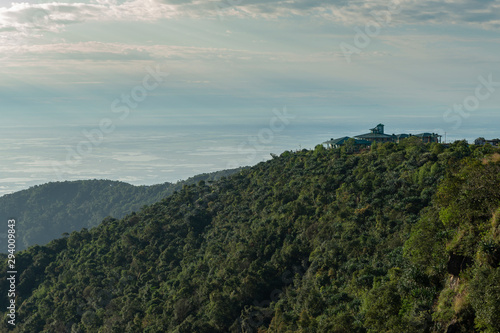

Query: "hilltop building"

xmin=354 ymin=124 xmax=394 ymax=144
xmin=474 ymin=137 xmax=500 ymax=146
xmin=323 ymin=124 xmax=441 ymax=149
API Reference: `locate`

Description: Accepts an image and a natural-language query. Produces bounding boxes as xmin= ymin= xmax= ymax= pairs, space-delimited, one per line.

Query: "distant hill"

xmin=0 ymin=168 xmax=244 ymax=252
xmin=1 ymin=141 xmax=500 ymax=332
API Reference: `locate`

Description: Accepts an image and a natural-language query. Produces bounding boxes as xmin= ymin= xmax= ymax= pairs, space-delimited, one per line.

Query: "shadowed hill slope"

xmin=0 ymin=168 xmax=243 ymax=252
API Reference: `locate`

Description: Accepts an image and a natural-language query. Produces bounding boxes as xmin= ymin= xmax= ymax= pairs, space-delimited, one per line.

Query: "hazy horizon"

xmin=1 ymin=0 xmax=500 ymax=196
xmin=2 ymin=115 xmax=498 ymax=197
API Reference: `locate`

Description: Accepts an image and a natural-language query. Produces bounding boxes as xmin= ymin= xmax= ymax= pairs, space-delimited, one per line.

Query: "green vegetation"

xmin=0 ymin=168 xmax=243 ymax=251
xmin=1 ymin=141 xmax=499 ymax=332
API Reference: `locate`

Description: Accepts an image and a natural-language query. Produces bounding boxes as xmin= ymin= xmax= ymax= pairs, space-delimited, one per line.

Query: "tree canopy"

xmin=1 ymin=142 xmax=499 ymax=332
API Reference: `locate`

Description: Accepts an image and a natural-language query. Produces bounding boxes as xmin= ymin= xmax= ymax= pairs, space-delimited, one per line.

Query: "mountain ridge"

xmin=0 ymin=168 xmax=244 ymax=252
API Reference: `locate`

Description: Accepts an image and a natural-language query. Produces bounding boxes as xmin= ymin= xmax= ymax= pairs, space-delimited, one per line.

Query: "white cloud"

xmin=112 ymin=152 xmax=161 ymax=162
xmin=0 ymin=0 xmax=178 ymax=39
xmin=0 ymin=40 xmax=313 ymax=66
xmin=1 ymin=0 xmax=499 ymax=43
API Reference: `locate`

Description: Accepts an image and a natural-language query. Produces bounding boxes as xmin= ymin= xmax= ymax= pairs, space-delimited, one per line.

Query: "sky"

xmin=1 ymin=0 xmax=500 ymax=196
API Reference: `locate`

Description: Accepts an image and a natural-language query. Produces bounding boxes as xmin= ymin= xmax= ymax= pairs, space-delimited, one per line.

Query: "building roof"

xmin=355 ymin=133 xmax=393 ymax=140
xmin=323 ymin=137 xmax=350 ymax=145
xmin=370 ymin=123 xmax=384 ymax=130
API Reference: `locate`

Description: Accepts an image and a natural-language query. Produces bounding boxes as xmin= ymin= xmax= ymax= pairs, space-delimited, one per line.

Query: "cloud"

xmin=0 ymin=0 xmax=178 ymax=38
xmin=112 ymin=152 xmax=161 ymax=162
xmin=0 ymin=40 xmax=311 ymax=65
xmin=203 ymin=0 xmax=500 ymax=29
xmin=1 ymin=0 xmax=500 ymax=41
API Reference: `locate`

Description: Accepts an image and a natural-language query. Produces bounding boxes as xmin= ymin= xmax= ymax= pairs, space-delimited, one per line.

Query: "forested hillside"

xmin=0 ymin=168 xmax=242 ymax=251
xmin=1 ymin=139 xmax=499 ymax=332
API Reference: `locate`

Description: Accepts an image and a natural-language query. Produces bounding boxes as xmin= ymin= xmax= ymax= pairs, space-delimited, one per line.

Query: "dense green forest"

xmin=1 ymin=139 xmax=499 ymax=332
xmin=0 ymin=168 xmax=242 ymax=252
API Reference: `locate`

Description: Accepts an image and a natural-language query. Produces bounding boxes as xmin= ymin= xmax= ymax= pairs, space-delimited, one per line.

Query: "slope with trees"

xmin=1 ymin=140 xmax=499 ymax=332
xmin=0 ymin=168 xmax=243 ymax=251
